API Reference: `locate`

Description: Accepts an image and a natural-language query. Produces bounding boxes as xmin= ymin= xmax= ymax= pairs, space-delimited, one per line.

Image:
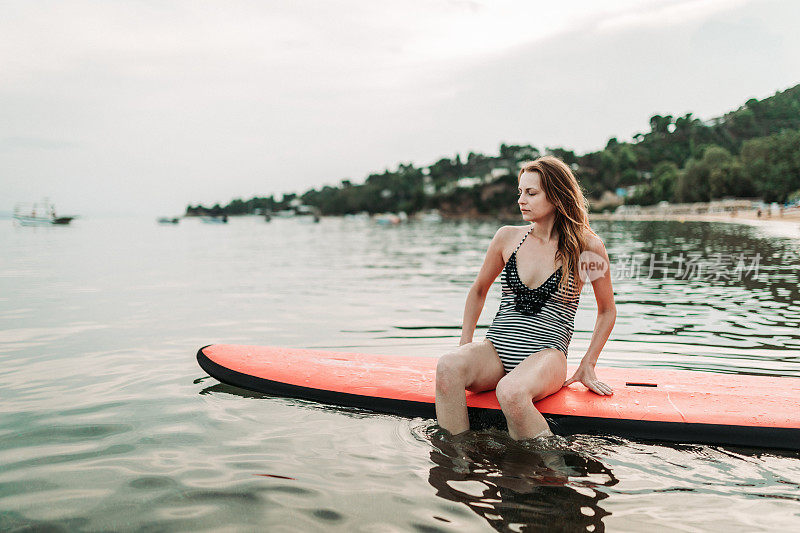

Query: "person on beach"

xmin=435 ymin=156 xmax=616 ymax=440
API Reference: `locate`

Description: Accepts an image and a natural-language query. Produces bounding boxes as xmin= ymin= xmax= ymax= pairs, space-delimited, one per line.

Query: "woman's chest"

xmin=508 ymin=243 xmax=561 ymax=289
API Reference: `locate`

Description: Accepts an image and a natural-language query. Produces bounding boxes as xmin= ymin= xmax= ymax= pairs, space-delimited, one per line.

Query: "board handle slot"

xmin=625 ymin=382 xmax=658 ymax=387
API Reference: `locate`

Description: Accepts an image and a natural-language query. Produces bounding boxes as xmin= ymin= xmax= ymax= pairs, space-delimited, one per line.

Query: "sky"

xmin=1 ymin=0 xmax=799 ymax=217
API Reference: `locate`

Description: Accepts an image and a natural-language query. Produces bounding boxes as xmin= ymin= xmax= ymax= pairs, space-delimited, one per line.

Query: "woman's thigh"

xmin=500 ymin=349 xmax=567 ymax=402
xmin=439 ymin=338 xmax=506 ymax=393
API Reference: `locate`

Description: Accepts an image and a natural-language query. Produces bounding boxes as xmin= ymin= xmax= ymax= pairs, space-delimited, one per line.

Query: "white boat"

xmin=417 ymin=210 xmax=443 ymax=222
xmin=13 ymin=201 xmax=75 ymax=226
xmin=374 ymin=213 xmax=402 ymax=225
xmin=295 ymin=205 xmax=321 ymax=223
xmin=200 ymin=215 xmax=228 ymax=224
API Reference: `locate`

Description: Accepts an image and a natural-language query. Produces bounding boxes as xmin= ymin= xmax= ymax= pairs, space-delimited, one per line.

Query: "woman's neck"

xmin=530 ymin=214 xmax=558 ymax=243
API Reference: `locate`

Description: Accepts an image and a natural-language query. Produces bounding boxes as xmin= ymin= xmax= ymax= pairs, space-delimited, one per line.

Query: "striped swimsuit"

xmin=485 ymin=225 xmax=580 ymax=373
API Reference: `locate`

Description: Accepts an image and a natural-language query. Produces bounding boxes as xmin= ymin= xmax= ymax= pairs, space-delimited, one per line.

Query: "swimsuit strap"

xmin=513 ymin=225 xmax=535 ymax=254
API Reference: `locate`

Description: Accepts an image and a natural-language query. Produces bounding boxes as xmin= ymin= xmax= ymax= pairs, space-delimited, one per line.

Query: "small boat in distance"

xmin=200 ymin=215 xmax=228 ymax=224
xmin=13 ymin=201 xmax=76 ymax=226
xmin=157 ymin=217 xmax=180 ymax=224
xmin=374 ymin=212 xmax=407 ymax=225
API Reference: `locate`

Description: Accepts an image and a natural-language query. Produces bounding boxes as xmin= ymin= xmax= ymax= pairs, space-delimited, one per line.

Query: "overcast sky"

xmin=1 ymin=0 xmax=798 ymax=216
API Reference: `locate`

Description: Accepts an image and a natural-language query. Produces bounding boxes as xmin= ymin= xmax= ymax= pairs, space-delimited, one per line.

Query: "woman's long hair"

xmin=518 ymin=156 xmax=595 ymax=297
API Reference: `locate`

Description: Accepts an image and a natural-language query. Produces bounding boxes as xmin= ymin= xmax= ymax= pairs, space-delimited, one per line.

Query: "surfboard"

xmin=196 ymin=344 xmax=800 ymax=451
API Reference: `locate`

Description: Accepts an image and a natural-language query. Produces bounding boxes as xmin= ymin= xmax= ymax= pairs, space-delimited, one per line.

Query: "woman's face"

xmin=517 ymin=171 xmax=555 ymax=222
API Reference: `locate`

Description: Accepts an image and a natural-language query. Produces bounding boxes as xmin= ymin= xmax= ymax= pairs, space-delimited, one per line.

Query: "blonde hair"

xmin=518 ymin=155 xmax=595 ymax=296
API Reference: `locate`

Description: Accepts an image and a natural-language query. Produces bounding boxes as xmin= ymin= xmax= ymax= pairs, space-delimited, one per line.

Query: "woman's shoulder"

xmin=500 ymin=224 xmax=532 ymax=236
xmin=582 ymin=227 xmax=606 ymax=254
xmin=493 ymin=224 xmax=529 ymax=244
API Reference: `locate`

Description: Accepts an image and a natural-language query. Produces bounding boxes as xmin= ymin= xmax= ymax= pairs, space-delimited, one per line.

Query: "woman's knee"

xmin=435 ymin=352 xmax=467 ymax=391
xmin=495 ymin=377 xmax=533 ymax=415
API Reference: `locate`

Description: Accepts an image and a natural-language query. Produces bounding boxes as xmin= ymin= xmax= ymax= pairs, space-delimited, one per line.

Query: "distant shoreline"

xmin=589 ymin=208 xmax=800 ymax=238
xmin=590 ymin=208 xmax=800 ymax=224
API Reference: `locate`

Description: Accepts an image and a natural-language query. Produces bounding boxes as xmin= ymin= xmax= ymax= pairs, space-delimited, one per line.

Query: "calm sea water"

xmin=1 ymin=215 xmax=799 ymax=532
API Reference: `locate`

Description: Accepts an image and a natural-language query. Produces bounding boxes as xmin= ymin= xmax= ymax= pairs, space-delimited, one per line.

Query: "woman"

xmin=435 ymin=156 xmax=616 ymax=440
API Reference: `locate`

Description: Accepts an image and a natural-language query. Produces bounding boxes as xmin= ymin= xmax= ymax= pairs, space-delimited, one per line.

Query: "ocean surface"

xmin=1 ymin=215 xmax=799 ymax=532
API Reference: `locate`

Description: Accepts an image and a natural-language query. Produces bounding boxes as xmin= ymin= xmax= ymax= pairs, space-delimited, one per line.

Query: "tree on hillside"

xmin=652 ymin=161 xmax=679 ymax=201
xmin=649 ymin=114 xmax=673 ymax=136
xmin=740 ymin=129 xmax=800 ymax=202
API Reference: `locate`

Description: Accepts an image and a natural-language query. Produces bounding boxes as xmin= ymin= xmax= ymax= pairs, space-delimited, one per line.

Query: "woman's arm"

xmin=459 ymin=227 xmax=509 ymax=345
xmin=564 ymin=234 xmax=617 ymax=394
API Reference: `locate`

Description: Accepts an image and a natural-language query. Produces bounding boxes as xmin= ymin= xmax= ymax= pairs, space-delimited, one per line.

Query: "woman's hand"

xmin=563 ymin=362 xmax=613 ymax=396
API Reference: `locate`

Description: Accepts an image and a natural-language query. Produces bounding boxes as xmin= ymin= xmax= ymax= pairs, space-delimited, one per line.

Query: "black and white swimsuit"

xmin=485 ymin=224 xmax=580 ymax=373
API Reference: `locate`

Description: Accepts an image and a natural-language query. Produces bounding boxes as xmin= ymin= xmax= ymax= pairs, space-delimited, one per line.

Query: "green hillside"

xmin=187 ymin=83 xmax=800 ymax=218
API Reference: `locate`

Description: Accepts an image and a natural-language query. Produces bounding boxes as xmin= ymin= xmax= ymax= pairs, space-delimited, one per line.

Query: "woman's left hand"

xmin=563 ymin=363 xmax=613 ymax=396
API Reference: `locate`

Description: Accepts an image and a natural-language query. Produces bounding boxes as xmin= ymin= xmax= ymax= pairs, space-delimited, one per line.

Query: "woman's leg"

xmin=435 ymin=339 xmax=506 ymax=435
xmin=494 ymin=349 xmax=567 ymax=440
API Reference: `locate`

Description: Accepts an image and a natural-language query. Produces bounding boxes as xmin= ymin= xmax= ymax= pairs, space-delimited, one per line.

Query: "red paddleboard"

xmin=196 ymin=344 xmax=800 ymax=450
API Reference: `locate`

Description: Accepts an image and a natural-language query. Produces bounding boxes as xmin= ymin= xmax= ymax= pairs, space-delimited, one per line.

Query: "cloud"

xmin=0 ymin=0 xmax=796 ymax=216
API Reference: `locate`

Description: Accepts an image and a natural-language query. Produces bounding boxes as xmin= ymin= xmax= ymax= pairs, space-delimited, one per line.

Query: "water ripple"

xmin=1 ymin=217 xmax=799 ymax=530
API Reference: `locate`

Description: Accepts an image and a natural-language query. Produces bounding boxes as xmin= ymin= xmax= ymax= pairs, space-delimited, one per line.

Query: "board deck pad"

xmin=197 ymin=344 xmax=800 ymax=450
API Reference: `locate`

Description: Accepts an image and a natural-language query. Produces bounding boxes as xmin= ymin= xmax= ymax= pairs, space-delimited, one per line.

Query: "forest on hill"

xmin=186 ymin=83 xmax=800 ymax=218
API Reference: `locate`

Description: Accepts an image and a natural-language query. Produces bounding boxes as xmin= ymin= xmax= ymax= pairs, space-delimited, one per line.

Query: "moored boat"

xmin=13 ymin=201 xmax=75 ymax=226
xmin=200 ymin=215 xmax=228 ymax=224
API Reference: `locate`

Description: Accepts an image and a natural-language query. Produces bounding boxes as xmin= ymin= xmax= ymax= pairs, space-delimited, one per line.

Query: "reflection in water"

xmin=586 ymin=220 xmax=800 ymax=375
xmin=611 ymin=220 xmax=800 ymax=307
xmin=426 ymin=427 xmax=618 ymax=532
